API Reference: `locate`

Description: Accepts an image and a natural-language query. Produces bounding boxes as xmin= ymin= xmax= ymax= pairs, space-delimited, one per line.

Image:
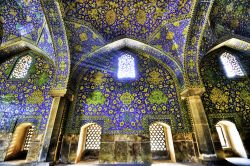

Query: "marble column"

xmin=39 ymin=89 xmax=67 ymax=161
xmin=181 ymin=88 xmax=216 ymax=161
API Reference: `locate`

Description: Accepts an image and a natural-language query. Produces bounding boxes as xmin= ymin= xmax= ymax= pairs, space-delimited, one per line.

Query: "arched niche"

xmin=4 ymin=123 xmax=35 ymax=161
xmin=75 ymin=123 xmax=102 ymax=163
xmin=216 ymin=120 xmax=247 ymax=158
xmin=66 ymin=48 xmax=187 ymax=135
xmin=149 ymin=122 xmax=176 ymax=163
xmin=70 ymin=38 xmax=185 ymax=89
xmin=200 ymin=45 xmax=250 ymax=158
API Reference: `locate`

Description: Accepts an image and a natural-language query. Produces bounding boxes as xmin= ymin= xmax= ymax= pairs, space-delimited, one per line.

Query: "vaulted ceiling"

xmin=0 ymin=0 xmax=249 ymax=89
xmin=201 ymin=0 xmax=250 ymax=57
xmin=210 ymin=0 xmax=250 ymax=38
xmin=62 ymin=0 xmax=193 ymax=41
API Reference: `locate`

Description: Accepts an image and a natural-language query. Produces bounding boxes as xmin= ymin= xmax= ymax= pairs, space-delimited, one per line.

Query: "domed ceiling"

xmin=62 ymin=0 xmax=193 ymax=41
xmin=1 ymin=0 xmax=249 ymax=89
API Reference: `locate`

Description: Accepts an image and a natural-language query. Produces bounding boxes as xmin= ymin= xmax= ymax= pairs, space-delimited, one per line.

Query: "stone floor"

xmin=1 ymin=158 xmax=250 ymax=166
xmin=57 ymin=161 xmax=204 ymax=166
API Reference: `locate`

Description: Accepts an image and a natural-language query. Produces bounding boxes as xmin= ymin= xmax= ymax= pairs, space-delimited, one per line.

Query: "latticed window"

xmin=220 ymin=52 xmax=244 ymax=78
xmin=118 ymin=53 xmax=136 ymax=79
xmin=85 ymin=124 xmax=102 ymax=150
xmin=149 ymin=123 xmax=167 ymax=151
xmin=23 ymin=126 xmax=35 ymax=150
xmin=10 ymin=55 xmax=32 ymax=79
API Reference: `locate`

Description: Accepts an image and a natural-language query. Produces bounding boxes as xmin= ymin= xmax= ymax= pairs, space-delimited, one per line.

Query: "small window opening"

xmin=220 ymin=52 xmax=244 ymax=78
xmin=5 ymin=124 xmax=35 ymax=161
xmin=85 ymin=124 xmax=102 ymax=150
xmin=150 ymin=123 xmax=167 ymax=152
xmin=76 ymin=123 xmax=102 ymax=163
xmin=117 ymin=53 xmax=136 ymax=79
xmin=10 ymin=55 xmax=32 ymax=79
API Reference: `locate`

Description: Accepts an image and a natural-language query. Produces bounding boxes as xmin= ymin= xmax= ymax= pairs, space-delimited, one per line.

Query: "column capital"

xmin=180 ymin=87 xmax=205 ymax=99
xmin=49 ymin=89 xmax=67 ymax=97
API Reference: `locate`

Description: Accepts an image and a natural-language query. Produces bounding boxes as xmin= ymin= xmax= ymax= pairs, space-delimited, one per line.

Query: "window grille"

xmin=10 ymin=55 xmax=32 ymax=79
xmin=149 ymin=123 xmax=167 ymax=151
xmin=85 ymin=124 xmax=102 ymax=150
xmin=118 ymin=53 xmax=136 ymax=79
xmin=220 ymin=52 xmax=244 ymax=78
xmin=23 ymin=126 xmax=35 ymax=150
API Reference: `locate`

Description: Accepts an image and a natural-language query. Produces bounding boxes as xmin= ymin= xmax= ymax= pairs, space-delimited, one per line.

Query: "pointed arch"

xmin=75 ymin=123 xmax=102 ymax=163
xmin=216 ymin=120 xmax=247 ymax=158
xmin=207 ymin=38 xmax=250 ymax=55
xmin=72 ymin=38 xmax=184 ymax=88
xmin=40 ymin=0 xmax=70 ymax=91
xmin=5 ymin=123 xmax=35 ymax=161
xmin=149 ymin=122 xmax=176 ymax=162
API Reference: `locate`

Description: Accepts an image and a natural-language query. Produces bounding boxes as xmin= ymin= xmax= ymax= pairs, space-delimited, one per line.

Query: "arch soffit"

xmin=72 ymin=38 xmax=185 ymax=88
xmin=183 ymin=0 xmax=214 ymax=88
xmin=206 ymin=38 xmax=250 ymax=55
xmin=16 ymin=122 xmax=33 ymax=129
xmin=40 ymin=0 xmax=71 ymax=91
xmin=150 ymin=121 xmax=171 ymax=130
xmin=216 ymin=120 xmax=236 ymax=127
xmin=80 ymin=122 xmax=101 ymax=130
xmin=0 ymin=40 xmax=55 ymax=66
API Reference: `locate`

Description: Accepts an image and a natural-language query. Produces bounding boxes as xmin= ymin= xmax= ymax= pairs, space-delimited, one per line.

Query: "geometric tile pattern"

xmin=85 ymin=124 xmax=102 ymax=150
xmin=150 ymin=123 xmax=167 ymax=151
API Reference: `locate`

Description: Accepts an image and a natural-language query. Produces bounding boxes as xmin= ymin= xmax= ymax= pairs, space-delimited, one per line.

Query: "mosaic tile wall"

xmin=0 ymin=51 xmax=54 ymax=133
xmin=0 ymin=0 xmax=44 ymax=43
xmin=65 ymin=21 xmax=105 ymax=68
xmin=0 ymin=1 xmax=55 ymax=62
xmin=62 ymin=0 xmax=193 ymax=41
xmin=149 ymin=19 xmax=190 ymax=67
xmin=200 ymin=48 xmax=250 ymax=130
xmin=66 ymin=50 xmax=192 ymax=134
xmin=210 ymin=0 xmax=250 ymax=39
xmin=200 ymin=0 xmax=250 ymax=61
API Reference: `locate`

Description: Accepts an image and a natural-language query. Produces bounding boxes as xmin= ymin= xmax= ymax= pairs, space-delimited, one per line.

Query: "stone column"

xmin=46 ymin=97 xmax=67 ymax=162
xmin=181 ymin=88 xmax=216 ymax=161
xmin=39 ymin=89 xmax=67 ymax=161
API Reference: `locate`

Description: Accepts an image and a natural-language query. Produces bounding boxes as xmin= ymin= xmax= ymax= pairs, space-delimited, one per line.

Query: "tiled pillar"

xmin=46 ymin=97 xmax=67 ymax=162
xmin=181 ymin=88 xmax=216 ymax=161
xmin=39 ymin=89 xmax=66 ymax=161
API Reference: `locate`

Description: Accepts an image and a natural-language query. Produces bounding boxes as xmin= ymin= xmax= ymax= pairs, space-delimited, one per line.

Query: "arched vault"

xmin=71 ymin=38 xmax=185 ymax=89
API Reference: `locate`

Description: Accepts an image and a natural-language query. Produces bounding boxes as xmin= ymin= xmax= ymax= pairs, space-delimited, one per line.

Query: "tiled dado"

xmin=99 ymin=134 xmax=152 ymax=164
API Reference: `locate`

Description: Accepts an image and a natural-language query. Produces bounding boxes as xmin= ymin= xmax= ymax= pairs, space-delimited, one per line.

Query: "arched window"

xmin=5 ymin=123 xmax=35 ymax=161
xmin=10 ymin=55 xmax=33 ymax=79
xmin=216 ymin=121 xmax=247 ymax=158
xmin=150 ymin=123 xmax=167 ymax=151
xmin=75 ymin=123 xmax=102 ymax=163
xmin=149 ymin=122 xmax=176 ymax=162
xmin=85 ymin=124 xmax=102 ymax=150
xmin=220 ymin=52 xmax=244 ymax=78
xmin=117 ymin=53 xmax=136 ymax=79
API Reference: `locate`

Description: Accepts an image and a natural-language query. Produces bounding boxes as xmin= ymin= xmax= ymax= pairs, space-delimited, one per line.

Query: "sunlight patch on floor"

xmin=226 ymin=157 xmax=250 ymax=166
